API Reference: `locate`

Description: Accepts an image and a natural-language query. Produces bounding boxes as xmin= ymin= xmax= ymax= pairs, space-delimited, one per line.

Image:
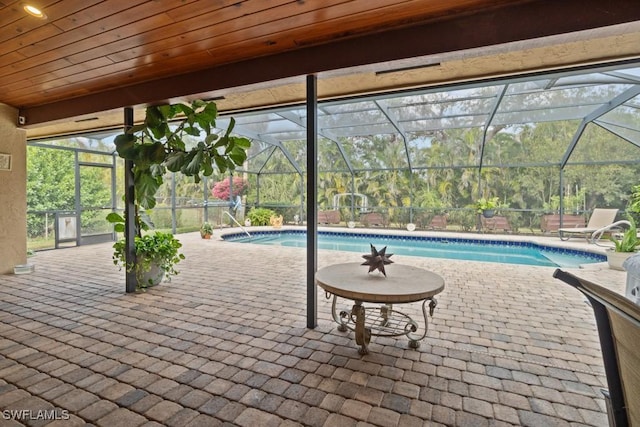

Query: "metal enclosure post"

xmin=74 ymin=151 xmax=81 ymax=246
xmin=306 ymin=75 xmax=318 ymax=329
xmin=171 ymin=173 xmax=177 ymax=234
xmin=559 ymin=167 xmax=564 ymax=228
xmin=351 ymin=174 xmax=356 ymax=222
xmin=256 ymin=174 xmax=260 ymax=208
xmin=111 ymin=153 xmax=117 ymax=241
xmin=228 ymin=174 xmax=234 ymax=220
xmin=124 ymin=107 xmax=138 ymax=292
xmin=203 ymin=176 xmax=209 ymax=223
xmin=300 ymin=175 xmax=304 ymax=223
xmin=409 ymin=172 xmax=414 ymax=224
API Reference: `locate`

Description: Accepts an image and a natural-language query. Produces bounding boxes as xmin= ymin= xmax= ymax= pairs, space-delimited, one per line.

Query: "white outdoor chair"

xmin=559 ymin=208 xmax=618 ymax=241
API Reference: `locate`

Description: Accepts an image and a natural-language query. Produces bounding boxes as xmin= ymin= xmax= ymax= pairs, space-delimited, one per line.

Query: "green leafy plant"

xmin=200 ymin=222 xmax=214 ymax=238
xmin=473 ymin=197 xmax=499 ymax=214
xmin=247 ymin=207 xmax=277 ymax=226
xmin=609 ymin=215 xmax=640 ymax=253
xmin=114 ymin=100 xmax=251 ymax=210
xmin=107 ymin=212 xmax=184 ymax=288
xmin=628 ymin=184 xmax=640 ymax=224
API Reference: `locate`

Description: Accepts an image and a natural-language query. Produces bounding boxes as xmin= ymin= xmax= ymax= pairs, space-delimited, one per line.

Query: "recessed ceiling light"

xmin=23 ymin=4 xmax=47 ymax=19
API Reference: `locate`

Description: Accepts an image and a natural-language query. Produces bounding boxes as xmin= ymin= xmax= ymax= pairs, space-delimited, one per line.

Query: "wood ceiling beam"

xmin=19 ymin=0 xmax=640 ymax=126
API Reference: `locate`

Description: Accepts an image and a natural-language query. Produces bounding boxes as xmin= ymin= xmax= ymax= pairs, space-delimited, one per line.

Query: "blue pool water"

xmin=222 ymin=230 xmax=605 ymax=268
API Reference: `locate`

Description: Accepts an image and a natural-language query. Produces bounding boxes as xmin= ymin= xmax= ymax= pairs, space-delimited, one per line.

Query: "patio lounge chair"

xmin=558 ymin=208 xmax=618 ymax=241
xmin=553 ymin=269 xmax=640 ymax=427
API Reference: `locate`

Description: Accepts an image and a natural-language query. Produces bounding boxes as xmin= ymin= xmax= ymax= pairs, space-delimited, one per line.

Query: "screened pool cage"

xmin=27 ymin=62 xmax=640 ymax=250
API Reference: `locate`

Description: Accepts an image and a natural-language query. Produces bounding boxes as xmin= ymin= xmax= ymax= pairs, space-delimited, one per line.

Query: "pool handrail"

xmin=223 ymin=211 xmax=251 ymax=238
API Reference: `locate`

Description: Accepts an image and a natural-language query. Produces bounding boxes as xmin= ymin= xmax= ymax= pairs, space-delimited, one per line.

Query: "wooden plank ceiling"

xmin=1 ymin=0 xmax=640 ymax=131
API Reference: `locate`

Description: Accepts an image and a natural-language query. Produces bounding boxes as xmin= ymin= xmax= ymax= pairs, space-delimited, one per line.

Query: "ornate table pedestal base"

xmin=330 ymin=295 xmax=438 ymax=355
xmin=316 ymin=263 xmax=444 ymax=355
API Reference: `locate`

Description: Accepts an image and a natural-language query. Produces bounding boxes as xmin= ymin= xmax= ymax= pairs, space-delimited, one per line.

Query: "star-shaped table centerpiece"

xmin=361 ymin=243 xmax=394 ymax=276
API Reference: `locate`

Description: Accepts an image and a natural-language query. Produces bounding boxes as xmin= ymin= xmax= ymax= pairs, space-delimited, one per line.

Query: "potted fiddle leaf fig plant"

xmin=110 ymin=100 xmax=251 ymax=288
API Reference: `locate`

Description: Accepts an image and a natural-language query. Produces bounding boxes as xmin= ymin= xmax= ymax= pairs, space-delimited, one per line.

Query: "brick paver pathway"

xmin=0 ymin=230 xmax=625 ymax=426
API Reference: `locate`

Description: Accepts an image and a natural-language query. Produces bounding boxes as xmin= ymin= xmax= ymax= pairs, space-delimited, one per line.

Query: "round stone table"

xmin=316 ymin=262 xmax=445 ymax=354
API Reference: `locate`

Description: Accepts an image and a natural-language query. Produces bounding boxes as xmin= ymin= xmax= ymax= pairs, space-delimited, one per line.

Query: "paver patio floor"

xmin=0 ymin=230 xmax=627 ymax=426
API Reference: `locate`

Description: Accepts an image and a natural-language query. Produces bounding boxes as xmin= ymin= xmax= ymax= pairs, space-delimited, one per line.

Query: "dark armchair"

xmin=553 ymin=269 xmax=640 ymax=427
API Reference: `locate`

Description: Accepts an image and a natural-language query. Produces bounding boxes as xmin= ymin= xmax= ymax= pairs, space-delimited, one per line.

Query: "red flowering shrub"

xmin=211 ymin=177 xmax=247 ymax=200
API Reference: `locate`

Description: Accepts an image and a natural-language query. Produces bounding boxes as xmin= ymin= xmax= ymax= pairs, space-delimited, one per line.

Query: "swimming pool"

xmin=222 ymin=230 xmax=606 ymax=268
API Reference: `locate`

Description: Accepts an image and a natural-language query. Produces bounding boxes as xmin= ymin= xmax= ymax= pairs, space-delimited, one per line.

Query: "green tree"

xmin=27 ymin=147 xmax=75 ymax=237
xmin=27 ymin=146 xmax=112 ymax=237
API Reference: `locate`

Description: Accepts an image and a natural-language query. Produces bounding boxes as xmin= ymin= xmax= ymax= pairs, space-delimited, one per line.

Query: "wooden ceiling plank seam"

xmin=26 ymin=12 xmax=177 ymax=64
xmin=1 ymin=47 xmax=194 ymax=101
xmin=65 ymin=0 xmax=295 ymax=64
xmin=0 ymin=19 xmax=580 ymax=103
xmin=0 ymin=57 xmax=75 ymax=93
xmin=105 ymin=0 xmax=434 ymax=68
xmin=290 ymin=0 xmax=520 ymax=46
xmin=0 ymin=2 xmax=278 ymax=81
xmin=103 ymin=0 xmax=317 ymax=63
xmin=0 ymin=0 xmax=59 ymax=26
xmin=0 ymin=52 xmax=84 ymax=80
xmin=164 ymin=0 xmax=256 ymax=22
xmin=51 ymin=0 xmax=152 ymax=32
xmin=17 ymin=0 xmax=640 ymax=124
xmin=0 ymin=51 xmax=28 ymax=69
xmin=9 ymin=0 xmax=413 ymax=104
xmin=33 ymin=50 xmax=218 ymax=95
xmin=17 ymin=1 xmax=179 ymax=57
xmin=200 ymin=0 xmax=492 ymax=54
xmin=0 ymin=12 xmax=176 ymax=81
xmin=0 ymin=0 xmax=63 ymax=44
xmin=0 ymin=0 xmax=106 ymax=53
xmin=0 ymin=24 xmax=63 ymax=57
xmin=0 ymin=0 xmax=360 ymax=93
xmin=4 ymin=50 xmax=218 ymax=106
xmin=212 ymin=0 xmax=518 ymax=47
xmin=1 ymin=0 xmax=420 ymax=93
xmin=103 ymin=0 xmax=477 ymax=74
xmin=2 ymin=57 xmax=114 ymax=93
xmin=110 ymin=0 xmax=500 ymax=67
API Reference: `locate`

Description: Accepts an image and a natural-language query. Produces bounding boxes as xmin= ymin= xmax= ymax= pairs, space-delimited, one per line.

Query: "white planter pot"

xmin=137 ymin=261 xmax=164 ymax=287
xmin=607 ymin=250 xmax=635 ymax=271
